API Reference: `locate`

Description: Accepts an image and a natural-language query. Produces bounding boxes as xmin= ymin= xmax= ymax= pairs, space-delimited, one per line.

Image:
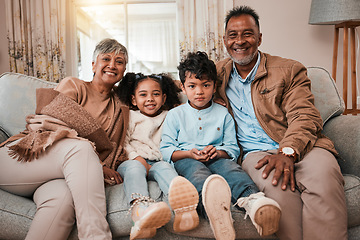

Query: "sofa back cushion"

xmin=0 ymin=72 xmax=57 ymax=137
xmin=307 ymin=67 xmax=344 ymax=124
xmin=0 ymin=67 xmax=344 ymax=139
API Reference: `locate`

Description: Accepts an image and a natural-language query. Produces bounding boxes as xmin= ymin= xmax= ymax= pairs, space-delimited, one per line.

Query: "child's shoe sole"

xmin=202 ymin=174 xmax=235 ymax=240
xmin=254 ymin=204 xmax=281 ymax=236
xmin=130 ymin=202 xmax=171 ymax=240
xmin=168 ymin=176 xmax=199 ymax=232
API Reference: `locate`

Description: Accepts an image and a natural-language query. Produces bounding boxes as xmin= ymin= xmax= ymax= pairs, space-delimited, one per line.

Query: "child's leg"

xmin=148 ymin=161 xmax=199 ymax=232
xmin=117 ymin=160 xmax=149 ymax=204
xmin=202 ymin=174 xmax=235 ymax=240
xmin=118 ymin=160 xmax=171 ymax=240
xmin=147 ymin=161 xmax=178 ymax=195
xmin=209 ymin=158 xmax=281 ymax=237
xmin=174 ymin=158 xmax=212 ymax=217
xmin=207 ymin=158 xmax=259 ymax=201
xmin=175 ymin=159 xmax=235 ymax=238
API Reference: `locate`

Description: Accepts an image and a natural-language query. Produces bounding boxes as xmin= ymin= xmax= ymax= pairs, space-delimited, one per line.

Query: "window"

xmin=75 ymin=1 xmax=178 ymax=81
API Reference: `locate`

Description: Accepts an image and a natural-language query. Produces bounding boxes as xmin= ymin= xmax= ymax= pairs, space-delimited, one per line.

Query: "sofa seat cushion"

xmin=0 ymin=189 xmax=35 ymax=239
xmin=344 ymin=174 xmax=360 ymax=227
xmin=1 ymin=175 xmax=360 ymax=239
xmin=0 ymin=181 xmax=163 ymax=240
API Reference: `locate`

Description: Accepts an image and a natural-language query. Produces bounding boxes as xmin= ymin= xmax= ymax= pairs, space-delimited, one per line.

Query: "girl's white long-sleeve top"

xmin=125 ymin=110 xmax=168 ymax=161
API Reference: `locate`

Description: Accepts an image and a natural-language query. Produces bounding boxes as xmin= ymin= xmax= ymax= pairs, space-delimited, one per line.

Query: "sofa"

xmin=0 ymin=68 xmax=359 ymax=240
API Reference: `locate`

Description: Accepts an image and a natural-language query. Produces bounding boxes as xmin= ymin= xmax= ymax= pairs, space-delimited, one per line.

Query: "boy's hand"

xmin=189 ymin=148 xmax=210 ymax=162
xmin=201 ymin=145 xmax=218 ymax=160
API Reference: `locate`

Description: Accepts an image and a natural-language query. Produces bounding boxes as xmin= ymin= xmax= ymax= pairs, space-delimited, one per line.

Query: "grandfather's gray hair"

xmin=92 ymin=38 xmax=128 ymax=63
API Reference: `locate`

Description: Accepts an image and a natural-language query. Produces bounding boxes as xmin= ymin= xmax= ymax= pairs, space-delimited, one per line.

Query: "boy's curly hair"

xmin=116 ymin=72 xmax=181 ymax=110
xmin=177 ymin=51 xmax=217 ymax=85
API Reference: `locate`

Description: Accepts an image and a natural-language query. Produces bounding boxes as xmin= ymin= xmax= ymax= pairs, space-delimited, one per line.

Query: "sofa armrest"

xmin=0 ymin=126 xmax=10 ymax=144
xmin=322 ymin=115 xmax=360 ymax=177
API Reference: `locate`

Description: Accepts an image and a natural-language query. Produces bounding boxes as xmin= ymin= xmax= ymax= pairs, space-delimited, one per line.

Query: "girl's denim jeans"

xmin=117 ymin=159 xmax=178 ymax=204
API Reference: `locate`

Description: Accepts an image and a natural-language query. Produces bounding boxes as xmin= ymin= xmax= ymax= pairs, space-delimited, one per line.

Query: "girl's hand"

xmin=103 ymin=166 xmax=123 ymax=184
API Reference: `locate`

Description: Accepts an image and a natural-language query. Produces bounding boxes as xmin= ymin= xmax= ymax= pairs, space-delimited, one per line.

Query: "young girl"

xmin=116 ymin=73 xmax=199 ymax=240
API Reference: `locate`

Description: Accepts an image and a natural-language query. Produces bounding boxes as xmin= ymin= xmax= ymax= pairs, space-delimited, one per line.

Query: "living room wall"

xmin=236 ymin=0 xmax=359 ymax=108
xmin=237 ymin=0 xmax=333 ymax=70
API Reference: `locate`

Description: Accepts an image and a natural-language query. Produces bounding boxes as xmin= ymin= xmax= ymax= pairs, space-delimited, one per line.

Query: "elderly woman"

xmin=0 ymin=38 xmax=128 ymax=239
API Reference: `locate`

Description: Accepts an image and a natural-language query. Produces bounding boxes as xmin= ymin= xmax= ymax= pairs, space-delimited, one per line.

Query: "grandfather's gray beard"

xmin=230 ymin=51 xmax=257 ymax=66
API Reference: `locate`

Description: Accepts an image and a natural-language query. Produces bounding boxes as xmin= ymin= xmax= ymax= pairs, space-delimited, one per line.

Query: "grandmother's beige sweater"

xmin=2 ymin=77 xmax=129 ymax=171
xmin=55 ymin=77 xmax=129 ymax=170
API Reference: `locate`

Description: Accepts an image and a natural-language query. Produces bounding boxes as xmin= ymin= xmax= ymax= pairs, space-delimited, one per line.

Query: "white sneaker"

xmin=168 ymin=176 xmax=199 ymax=232
xmin=202 ymin=174 xmax=235 ymax=240
xmin=235 ymin=192 xmax=281 ymax=236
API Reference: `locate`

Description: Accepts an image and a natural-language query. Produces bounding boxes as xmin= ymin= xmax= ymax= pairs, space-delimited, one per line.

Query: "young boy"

xmin=160 ymin=51 xmax=281 ymax=239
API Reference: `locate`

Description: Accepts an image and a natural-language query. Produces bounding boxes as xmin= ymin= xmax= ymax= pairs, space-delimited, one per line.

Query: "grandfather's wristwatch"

xmin=279 ymin=147 xmax=297 ymax=162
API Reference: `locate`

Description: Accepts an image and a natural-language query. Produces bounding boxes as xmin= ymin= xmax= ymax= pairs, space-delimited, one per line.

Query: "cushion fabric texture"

xmin=307 ymin=67 xmax=344 ymax=124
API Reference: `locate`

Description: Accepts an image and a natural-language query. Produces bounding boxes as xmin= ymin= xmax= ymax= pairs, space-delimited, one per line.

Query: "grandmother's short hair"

xmin=92 ymin=38 xmax=128 ymax=64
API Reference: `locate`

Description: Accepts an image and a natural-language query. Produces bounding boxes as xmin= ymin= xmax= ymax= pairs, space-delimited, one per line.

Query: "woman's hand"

xmin=255 ymin=154 xmax=296 ymax=191
xmin=103 ymin=166 xmax=123 ymax=184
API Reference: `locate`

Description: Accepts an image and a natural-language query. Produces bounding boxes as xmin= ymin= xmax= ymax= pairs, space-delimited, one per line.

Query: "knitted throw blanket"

xmin=3 ymin=88 xmax=114 ymax=163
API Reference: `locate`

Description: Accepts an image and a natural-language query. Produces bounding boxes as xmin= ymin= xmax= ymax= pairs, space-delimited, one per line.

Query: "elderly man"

xmin=216 ymin=5 xmax=347 ymax=240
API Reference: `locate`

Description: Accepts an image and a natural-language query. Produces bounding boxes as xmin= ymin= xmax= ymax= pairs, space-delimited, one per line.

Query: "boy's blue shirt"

xmin=160 ymin=101 xmax=240 ymax=162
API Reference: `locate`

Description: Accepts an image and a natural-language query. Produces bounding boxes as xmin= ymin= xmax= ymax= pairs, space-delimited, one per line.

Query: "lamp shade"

xmin=309 ymin=0 xmax=360 ymax=25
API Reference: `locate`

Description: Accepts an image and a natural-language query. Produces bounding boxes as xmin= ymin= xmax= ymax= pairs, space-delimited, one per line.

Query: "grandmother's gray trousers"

xmin=0 ymin=138 xmax=111 ymax=240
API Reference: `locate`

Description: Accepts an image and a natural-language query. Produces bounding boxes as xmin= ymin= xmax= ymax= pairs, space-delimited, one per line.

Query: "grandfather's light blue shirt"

xmin=226 ymin=53 xmax=279 ymax=157
xmin=160 ymin=101 xmax=240 ymax=162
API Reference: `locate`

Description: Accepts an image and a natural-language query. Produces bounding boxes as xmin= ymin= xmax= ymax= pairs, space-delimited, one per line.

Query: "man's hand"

xmin=103 ymin=166 xmax=123 ymax=184
xmin=255 ymin=154 xmax=296 ymax=191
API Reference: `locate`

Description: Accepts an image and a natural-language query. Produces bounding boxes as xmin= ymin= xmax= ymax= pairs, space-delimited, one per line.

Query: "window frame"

xmin=69 ymin=0 xmax=177 ymax=79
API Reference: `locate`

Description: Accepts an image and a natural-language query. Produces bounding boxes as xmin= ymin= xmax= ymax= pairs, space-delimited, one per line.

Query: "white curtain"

xmin=5 ymin=0 xmax=66 ymax=82
xmin=177 ymin=0 xmax=234 ymax=62
xmin=128 ymin=19 xmax=178 ymax=74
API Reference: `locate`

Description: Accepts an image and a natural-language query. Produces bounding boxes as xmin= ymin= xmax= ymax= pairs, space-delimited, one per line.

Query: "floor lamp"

xmin=309 ymin=0 xmax=360 ymax=115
